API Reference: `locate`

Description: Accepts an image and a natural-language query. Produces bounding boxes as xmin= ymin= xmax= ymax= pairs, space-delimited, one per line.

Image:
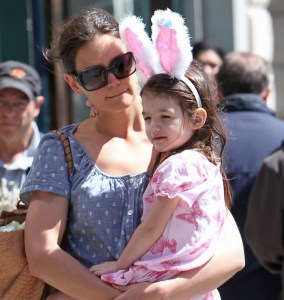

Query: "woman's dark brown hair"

xmin=44 ymin=6 xmax=120 ymax=72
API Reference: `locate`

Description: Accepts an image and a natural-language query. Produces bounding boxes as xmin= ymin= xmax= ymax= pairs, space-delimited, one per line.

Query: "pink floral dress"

xmin=102 ymin=150 xmax=226 ymax=300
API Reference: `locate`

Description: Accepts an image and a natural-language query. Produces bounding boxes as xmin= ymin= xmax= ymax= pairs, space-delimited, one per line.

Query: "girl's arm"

xmin=25 ymin=190 xmax=121 ymax=300
xmin=90 ymin=196 xmax=179 ymax=275
xmin=113 ymin=211 xmax=244 ymax=300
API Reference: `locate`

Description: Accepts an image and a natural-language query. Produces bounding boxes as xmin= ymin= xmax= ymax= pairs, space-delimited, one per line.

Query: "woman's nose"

xmin=107 ymin=72 xmax=120 ymax=87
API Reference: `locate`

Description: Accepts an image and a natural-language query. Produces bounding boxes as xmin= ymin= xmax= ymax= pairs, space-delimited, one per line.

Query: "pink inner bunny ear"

xmin=156 ymin=25 xmax=179 ymax=74
xmin=125 ymin=29 xmax=154 ymax=78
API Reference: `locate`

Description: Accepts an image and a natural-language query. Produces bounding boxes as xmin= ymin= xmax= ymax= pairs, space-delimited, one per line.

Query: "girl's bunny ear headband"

xmin=119 ymin=8 xmax=202 ymax=108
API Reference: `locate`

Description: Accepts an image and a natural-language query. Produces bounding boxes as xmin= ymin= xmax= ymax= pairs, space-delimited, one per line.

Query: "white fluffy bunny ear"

xmin=119 ymin=15 xmax=159 ymax=85
xmin=151 ymin=8 xmax=193 ymax=79
xmin=151 ymin=9 xmax=201 ymax=108
xmin=119 ymin=10 xmax=202 ymax=107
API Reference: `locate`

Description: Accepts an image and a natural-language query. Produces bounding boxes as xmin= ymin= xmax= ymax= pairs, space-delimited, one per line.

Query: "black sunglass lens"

xmin=112 ymin=53 xmax=135 ymax=79
xmin=80 ymin=67 xmax=106 ymax=91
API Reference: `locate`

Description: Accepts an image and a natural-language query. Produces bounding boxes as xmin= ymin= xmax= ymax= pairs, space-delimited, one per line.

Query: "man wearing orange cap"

xmin=0 ymin=60 xmax=44 ymax=212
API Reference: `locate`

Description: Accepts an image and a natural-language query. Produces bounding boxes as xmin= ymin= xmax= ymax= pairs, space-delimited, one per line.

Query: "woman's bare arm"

xmin=25 ymin=191 xmax=121 ymax=300
xmin=113 ymin=211 xmax=244 ymax=300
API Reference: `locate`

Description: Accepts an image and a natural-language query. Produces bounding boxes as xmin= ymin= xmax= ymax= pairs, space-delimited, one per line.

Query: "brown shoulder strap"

xmin=50 ymin=130 xmax=74 ymax=176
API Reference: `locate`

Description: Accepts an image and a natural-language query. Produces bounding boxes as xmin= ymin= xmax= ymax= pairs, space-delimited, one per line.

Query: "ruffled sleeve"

xmin=150 ymin=151 xmax=220 ymax=207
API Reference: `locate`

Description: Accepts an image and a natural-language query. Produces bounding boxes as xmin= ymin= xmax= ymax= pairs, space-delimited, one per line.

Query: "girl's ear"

xmin=192 ymin=108 xmax=207 ymax=129
xmin=64 ymin=73 xmax=84 ymax=95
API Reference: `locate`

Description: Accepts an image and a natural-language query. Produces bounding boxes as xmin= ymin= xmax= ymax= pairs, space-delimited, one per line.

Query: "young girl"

xmin=90 ymin=9 xmax=231 ymax=300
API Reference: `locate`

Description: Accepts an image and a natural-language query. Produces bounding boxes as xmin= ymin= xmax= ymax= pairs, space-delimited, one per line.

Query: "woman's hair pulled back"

xmin=44 ymin=6 xmax=119 ymax=72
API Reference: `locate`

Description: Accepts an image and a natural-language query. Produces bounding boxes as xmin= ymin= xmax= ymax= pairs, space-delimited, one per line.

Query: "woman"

xmin=20 ymin=6 xmax=244 ymax=300
xmin=192 ymin=41 xmax=225 ymax=82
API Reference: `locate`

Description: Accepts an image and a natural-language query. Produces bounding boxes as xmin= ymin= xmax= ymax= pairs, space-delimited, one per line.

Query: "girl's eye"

xmin=143 ymin=117 xmax=150 ymax=121
xmin=161 ymin=115 xmax=171 ymax=119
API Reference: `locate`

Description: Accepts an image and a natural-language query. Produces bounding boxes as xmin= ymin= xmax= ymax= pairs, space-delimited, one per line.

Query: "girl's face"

xmin=142 ymin=93 xmax=195 ymax=152
xmin=64 ymin=35 xmax=138 ymax=114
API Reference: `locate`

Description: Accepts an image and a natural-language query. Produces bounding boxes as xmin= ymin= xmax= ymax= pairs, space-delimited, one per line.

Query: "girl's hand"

xmin=89 ymin=261 xmax=118 ymax=276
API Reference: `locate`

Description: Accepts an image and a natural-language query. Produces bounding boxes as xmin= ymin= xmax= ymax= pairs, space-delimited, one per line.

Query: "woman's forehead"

xmin=74 ymin=36 xmax=125 ymax=71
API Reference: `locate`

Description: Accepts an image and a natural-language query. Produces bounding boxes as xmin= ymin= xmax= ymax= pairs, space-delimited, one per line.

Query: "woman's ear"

xmin=192 ymin=108 xmax=207 ymax=129
xmin=64 ymin=73 xmax=84 ymax=95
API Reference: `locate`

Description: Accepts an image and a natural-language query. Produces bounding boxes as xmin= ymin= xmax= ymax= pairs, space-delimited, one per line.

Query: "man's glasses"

xmin=71 ymin=52 xmax=136 ymax=91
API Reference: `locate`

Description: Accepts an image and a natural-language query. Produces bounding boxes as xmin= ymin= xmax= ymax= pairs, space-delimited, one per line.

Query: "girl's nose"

xmin=150 ymin=122 xmax=160 ymax=132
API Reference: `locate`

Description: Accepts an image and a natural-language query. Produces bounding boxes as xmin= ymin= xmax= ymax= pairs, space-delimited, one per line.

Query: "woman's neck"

xmin=93 ymin=99 xmax=145 ymax=139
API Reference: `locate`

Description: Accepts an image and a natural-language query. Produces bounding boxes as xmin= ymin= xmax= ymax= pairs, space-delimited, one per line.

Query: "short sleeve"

xmin=20 ymin=133 xmax=71 ymax=204
xmin=150 ymin=151 xmax=220 ymax=207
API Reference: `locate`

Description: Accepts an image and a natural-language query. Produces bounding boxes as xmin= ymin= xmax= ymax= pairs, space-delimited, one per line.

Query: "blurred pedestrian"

xmin=245 ymin=141 xmax=284 ymax=300
xmin=193 ymin=40 xmax=225 ymax=102
xmin=217 ymin=51 xmax=284 ymax=300
xmin=192 ymin=40 xmax=225 ymax=82
xmin=0 ymin=60 xmax=44 ymax=212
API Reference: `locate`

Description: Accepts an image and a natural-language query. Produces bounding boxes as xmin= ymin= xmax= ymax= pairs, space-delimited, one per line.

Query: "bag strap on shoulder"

xmin=50 ymin=130 xmax=74 ymax=176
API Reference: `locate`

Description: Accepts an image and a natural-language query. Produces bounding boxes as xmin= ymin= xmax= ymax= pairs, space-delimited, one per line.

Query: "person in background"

xmin=192 ymin=41 xmax=225 ymax=102
xmin=217 ymin=51 xmax=284 ymax=300
xmin=245 ymin=141 xmax=284 ymax=300
xmin=20 ymin=6 xmax=244 ymax=299
xmin=192 ymin=41 xmax=225 ymax=83
xmin=0 ymin=60 xmax=44 ymax=212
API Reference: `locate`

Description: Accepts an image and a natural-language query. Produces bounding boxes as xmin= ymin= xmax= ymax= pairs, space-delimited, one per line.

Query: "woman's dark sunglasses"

xmin=71 ymin=52 xmax=136 ymax=91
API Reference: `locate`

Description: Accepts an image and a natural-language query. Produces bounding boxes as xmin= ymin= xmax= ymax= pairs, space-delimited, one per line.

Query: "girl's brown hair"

xmin=141 ymin=60 xmax=232 ymax=208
